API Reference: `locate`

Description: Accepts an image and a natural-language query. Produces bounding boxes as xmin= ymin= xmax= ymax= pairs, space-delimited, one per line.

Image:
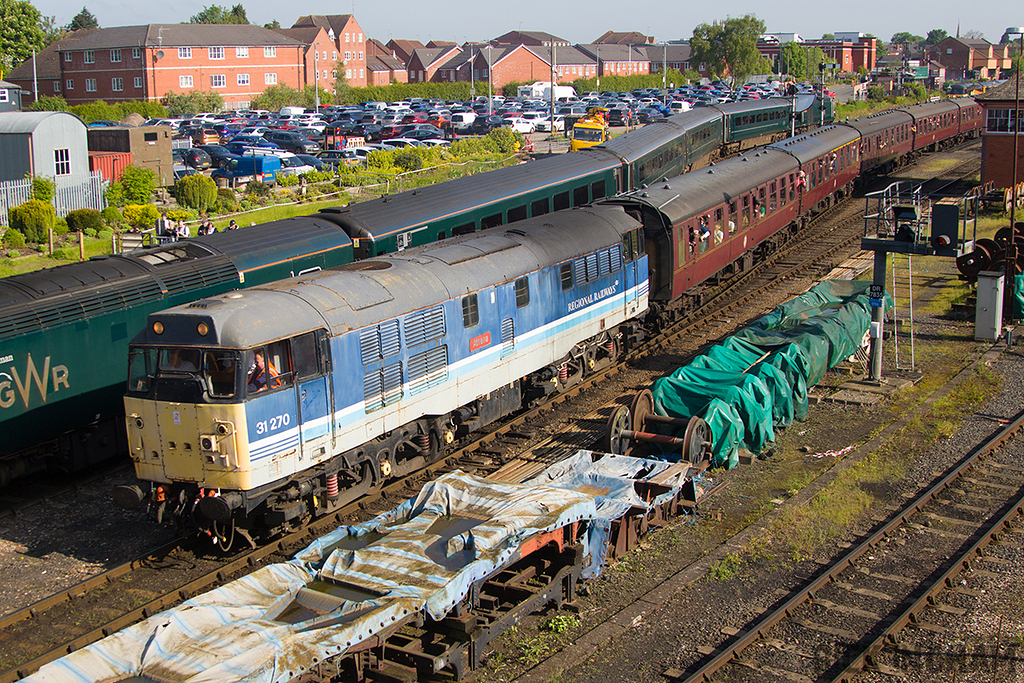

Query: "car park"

xmin=263 ymin=130 xmax=320 ymax=153
xmin=470 ymin=115 xmax=504 ymax=134
xmin=197 ymin=144 xmax=239 ymax=169
xmin=316 ymin=149 xmax=357 ymax=168
xmin=181 ymin=148 xmax=212 ymax=170
xmin=277 ymin=154 xmax=316 ymax=177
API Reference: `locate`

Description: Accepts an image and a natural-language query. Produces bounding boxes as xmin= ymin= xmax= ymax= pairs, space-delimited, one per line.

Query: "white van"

xmin=279 ymin=106 xmax=305 ymax=117
xmin=450 ymin=112 xmax=477 ymax=131
xmin=668 ymin=101 xmax=692 ymax=114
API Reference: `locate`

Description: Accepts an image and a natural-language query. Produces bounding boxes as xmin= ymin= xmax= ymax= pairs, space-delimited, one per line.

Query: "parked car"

xmin=317 ymin=149 xmax=360 ymax=168
xmin=181 ymin=148 xmax=212 ymax=170
xmin=353 ymin=123 xmax=385 ymax=142
xmin=533 ymin=115 xmax=565 ymax=132
xmin=197 ymin=144 xmax=239 ymax=169
xmin=277 ymin=154 xmax=316 ymax=177
xmin=470 ymin=115 xmax=504 ymax=134
xmin=224 ymin=139 xmax=280 ymax=155
xmin=400 ymin=128 xmax=445 ymax=141
xmin=263 ymin=130 xmax=320 ymax=153
xmin=295 ymin=154 xmax=330 ymax=172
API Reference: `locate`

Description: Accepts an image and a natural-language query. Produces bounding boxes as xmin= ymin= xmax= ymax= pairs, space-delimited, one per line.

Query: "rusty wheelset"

xmin=603 ymin=389 xmax=714 ymax=466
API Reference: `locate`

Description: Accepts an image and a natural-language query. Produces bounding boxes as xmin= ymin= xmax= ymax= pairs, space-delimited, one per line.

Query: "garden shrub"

xmin=53 ymin=217 xmax=69 ymax=236
xmin=97 ymin=229 xmax=114 ymax=242
xmin=6 ymin=249 xmax=19 ymax=259
xmin=83 ymin=227 xmax=98 ymax=238
xmin=278 ymin=174 xmax=300 ymax=187
xmin=101 ymin=206 xmax=123 ymax=226
xmin=216 ymin=188 xmax=238 ymax=212
xmin=486 ymin=128 xmax=523 ymax=153
xmin=8 ymin=199 xmax=56 ymax=243
xmin=166 ymin=208 xmax=198 ymax=222
xmin=120 ymin=165 xmax=159 ymax=203
xmin=53 ymin=246 xmax=78 ymax=261
xmin=174 ymin=174 xmax=218 ymax=211
xmin=105 ymin=182 xmax=126 ymax=207
xmin=65 ymin=208 xmax=104 ymax=233
xmin=394 ymin=150 xmax=423 ymax=172
xmin=31 ymin=176 xmax=56 ymax=202
xmin=122 ymin=203 xmax=160 ymax=228
xmin=2 ymin=229 xmax=26 ymax=249
xmin=246 ymin=180 xmax=271 ymax=197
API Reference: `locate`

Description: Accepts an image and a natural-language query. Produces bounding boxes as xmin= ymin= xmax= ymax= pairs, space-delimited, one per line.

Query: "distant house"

xmin=5 ymin=35 xmax=83 ymax=105
xmin=491 ymin=31 xmax=570 ymax=48
xmin=273 ymin=25 xmax=339 ymax=92
xmin=385 ymin=39 xmax=425 ymax=66
xmin=0 ymin=80 xmax=23 ymax=112
xmin=927 ymin=37 xmax=1013 ymax=80
xmin=0 ymin=111 xmax=89 ymax=183
xmin=407 ymin=46 xmax=462 ymax=83
xmin=593 ymin=31 xmax=654 ymax=45
xmin=577 ymin=44 xmax=648 ymax=78
xmin=291 ymin=15 xmax=369 ymax=87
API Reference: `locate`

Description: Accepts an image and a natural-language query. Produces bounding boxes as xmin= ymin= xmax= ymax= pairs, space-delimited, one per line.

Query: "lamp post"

xmin=1005 ymin=30 xmax=1023 ymax=322
xmin=314 ymin=49 xmax=320 ymax=113
xmin=487 ymin=45 xmax=492 ymax=114
xmin=596 ymin=43 xmax=600 ymax=93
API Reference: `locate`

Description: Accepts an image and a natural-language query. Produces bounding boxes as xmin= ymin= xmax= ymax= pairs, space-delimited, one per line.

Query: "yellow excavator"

xmin=569 ymin=107 xmax=610 ymax=152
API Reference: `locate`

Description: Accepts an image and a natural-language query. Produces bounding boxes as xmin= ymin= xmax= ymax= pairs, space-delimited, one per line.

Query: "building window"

xmin=134 ymin=76 xmax=142 ymax=88
xmin=210 ymin=74 xmax=226 ymax=88
xmin=346 ymin=69 xmax=352 ymax=79
xmin=110 ymin=49 xmax=121 ymax=62
xmin=65 ymin=79 xmax=73 ymax=90
xmin=358 ymin=51 xmax=363 ymax=60
xmin=237 ymin=73 xmax=249 ymax=86
xmin=358 ymin=33 xmax=362 ymax=42
xmin=264 ymin=46 xmax=276 ymax=58
xmin=265 ymin=72 xmax=277 ymax=84
xmin=179 ymin=47 xmax=192 ymax=59
xmin=237 ymin=46 xmax=249 ymax=58
xmin=53 ymin=81 xmax=61 ymax=92
xmin=345 ymin=33 xmax=350 ymax=42
xmin=64 ymin=52 xmax=71 ymax=62
xmin=322 ymin=50 xmax=327 ymax=60
xmin=180 ymin=74 xmax=193 ymax=88
xmin=85 ymin=78 xmax=96 ymax=92
xmin=345 ymin=51 xmax=351 ymax=60
xmin=210 ymin=46 xmax=224 ymax=60
xmin=84 ymin=50 xmax=94 ymax=63
xmin=332 ymin=50 xmax=337 ymax=60
xmin=0 ymin=90 xmax=7 ymax=103
xmin=132 ymin=47 xmax=141 ymax=59
xmin=54 ymin=149 xmax=71 ymax=176
xmin=359 ymin=68 xmax=363 ymax=78
xmin=112 ymin=77 xmax=123 ymax=91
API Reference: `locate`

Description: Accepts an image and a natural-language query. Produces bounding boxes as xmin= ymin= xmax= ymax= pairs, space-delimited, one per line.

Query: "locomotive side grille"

xmin=0 ymin=280 xmax=165 ymax=338
xmin=501 ymin=318 xmax=515 ymax=358
xmin=409 ymin=346 xmax=448 ymax=395
xmin=359 ymin=328 xmax=380 ymax=364
xmin=382 ymin=362 xmax=403 ymax=406
xmin=380 ymin=320 xmax=401 ymax=358
xmin=404 ymin=306 xmax=445 ymax=347
xmin=158 ymin=262 xmax=238 ymax=294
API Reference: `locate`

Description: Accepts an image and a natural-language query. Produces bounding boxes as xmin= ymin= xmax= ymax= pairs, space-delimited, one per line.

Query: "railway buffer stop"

xmin=860 ymin=180 xmax=997 ymax=384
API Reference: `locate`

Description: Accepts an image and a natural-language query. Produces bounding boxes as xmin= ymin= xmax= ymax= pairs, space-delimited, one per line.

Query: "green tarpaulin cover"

xmin=651 ymin=280 xmax=891 ymax=468
xmin=1016 ymin=274 xmax=1024 ymax=320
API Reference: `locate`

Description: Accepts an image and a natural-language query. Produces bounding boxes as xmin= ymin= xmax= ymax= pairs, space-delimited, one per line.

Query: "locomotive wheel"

xmin=630 ymin=389 xmax=655 ymax=433
xmin=682 ymin=417 xmax=712 ymax=466
xmin=995 ymin=227 xmax=1014 ymax=250
xmin=604 ymin=406 xmax=633 ymax=456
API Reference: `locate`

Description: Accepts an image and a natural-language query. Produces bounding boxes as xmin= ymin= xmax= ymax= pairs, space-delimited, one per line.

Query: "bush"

xmin=31 ymin=176 xmax=56 ymax=202
xmin=8 ymin=199 xmax=56 ymax=243
xmin=867 ymin=85 xmax=885 ymax=101
xmin=119 ymin=166 xmax=158 ymax=203
xmin=53 ymin=246 xmax=79 ymax=261
xmin=53 ymin=217 xmax=69 ymax=236
xmin=5 ymin=249 xmax=19 ymax=259
xmin=105 ymin=182 xmax=126 ymax=207
xmin=97 ymin=229 xmax=114 ymax=242
xmin=486 ymin=128 xmax=523 ymax=154
xmin=122 ymin=203 xmax=160 ymax=228
xmin=2 ymin=229 xmax=26 ymax=249
xmin=394 ymin=150 xmax=423 ymax=172
xmin=174 ymin=174 xmax=218 ymax=211
xmin=299 ymin=169 xmax=336 ymax=183
xmin=216 ymin=188 xmax=238 ymax=212
xmin=101 ymin=206 xmax=123 ymax=226
xmin=246 ymin=180 xmax=271 ymax=197
xmin=83 ymin=227 xmax=98 ymax=238
xmin=65 ymin=208 xmax=104 ymax=233
xmin=166 ymin=208 xmax=198 ymax=223
xmin=278 ymin=174 xmax=300 ymax=187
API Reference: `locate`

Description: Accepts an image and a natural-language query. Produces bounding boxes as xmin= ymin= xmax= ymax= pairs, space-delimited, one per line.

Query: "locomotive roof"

xmin=324 ymin=149 xmax=620 ymax=242
xmin=141 ymin=206 xmax=640 ymax=348
xmin=612 ymin=146 xmax=799 ymax=222
xmin=768 ymin=125 xmax=860 ymax=164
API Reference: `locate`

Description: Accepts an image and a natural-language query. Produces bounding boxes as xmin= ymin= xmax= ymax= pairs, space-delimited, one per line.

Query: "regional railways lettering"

xmin=567 ymin=283 xmax=618 ymax=312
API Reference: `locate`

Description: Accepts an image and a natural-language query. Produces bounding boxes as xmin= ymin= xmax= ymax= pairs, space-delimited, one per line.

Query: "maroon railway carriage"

xmin=601 ymin=125 xmax=862 ymax=320
xmin=845 ymin=109 xmax=916 ymax=175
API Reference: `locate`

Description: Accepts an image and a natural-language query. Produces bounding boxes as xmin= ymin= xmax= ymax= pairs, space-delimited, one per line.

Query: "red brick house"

xmin=576 ymin=44 xmax=647 ymax=77
xmin=927 ymin=37 xmax=1013 ymax=80
xmin=5 ymin=33 xmax=89 ymax=105
xmin=407 ymin=46 xmax=462 ymax=83
xmin=593 ymin=31 xmax=654 ymax=45
xmin=273 ymin=25 xmax=338 ymax=92
xmin=385 ymin=39 xmax=425 ymax=66
xmin=290 ymin=15 xmax=368 ymax=87
xmin=53 ymin=24 xmax=303 ymax=108
xmin=977 ymin=78 xmax=1024 ymax=189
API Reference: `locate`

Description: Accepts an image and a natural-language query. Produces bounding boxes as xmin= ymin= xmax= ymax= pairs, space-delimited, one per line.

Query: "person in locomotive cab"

xmin=163 ymin=348 xmax=197 ymax=372
xmin=247 ymin=349 xmax=281 ymax=393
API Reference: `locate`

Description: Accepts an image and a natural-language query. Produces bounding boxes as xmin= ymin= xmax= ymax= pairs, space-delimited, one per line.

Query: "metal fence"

xmin=0 ymin=171 xmax=106 ymax=226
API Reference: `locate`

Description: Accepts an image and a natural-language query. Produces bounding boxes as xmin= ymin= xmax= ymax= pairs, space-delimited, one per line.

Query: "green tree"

xmin=0 ymin=0 xmax=46 ymax=71
xmin=925 ymin=29 xmax=948 ymax=45
xmin=164 ymin=90 xmax=224 ymax=116
xmin=263 ymin=19 xmax=280 ymax=29
xmin=39 ymin=14 xmax=64 ymax=44
xmin=778 ymin=42 xmax=807 ymax=78
xmin=189 ymin=4 xmax=248 ymax=24
xmin=27 ymin=94 xmax=69 ymax=111
xmin=119 ymin=165 xmax=158 ymax=203
xmin=821 ymin=33 xmax=835 ymax=40
xmin=174 ymin=174 xmax=217 ymax=211
xmin=689 ymin=14 xmax=766 ymax=83
xmin=250 ymin=83 xmax=301 ymax=111
xmin=301 ymin=85 xmax=333 ymax=108
xmin=890 ymin=32 xmax=924 ymax=47
xmin=67 ymin=6 xmax=97 ymax=31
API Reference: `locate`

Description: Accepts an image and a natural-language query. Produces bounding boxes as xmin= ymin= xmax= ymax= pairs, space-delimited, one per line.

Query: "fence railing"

xmin=0 ymin=172 xmax=106 ymax=226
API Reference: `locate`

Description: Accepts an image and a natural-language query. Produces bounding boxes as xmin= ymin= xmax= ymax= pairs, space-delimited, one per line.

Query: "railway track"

xmin=0 ymin=149 xmax=982 ymax=682
xmin=673 ymin=407 xmax=1024 ymax=683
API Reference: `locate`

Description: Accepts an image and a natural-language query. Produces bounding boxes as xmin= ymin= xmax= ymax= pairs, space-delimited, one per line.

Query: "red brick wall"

xmin=981 ymin=133 xmax=1024 ymax=189
xmin=333 ymin=17 xmax=367 ymax=87
xmin=61 ymin=46 xmax=147 ymax=104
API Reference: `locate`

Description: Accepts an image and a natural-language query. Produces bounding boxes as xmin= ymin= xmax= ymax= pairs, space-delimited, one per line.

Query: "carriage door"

xmin=293 ymin=331 xmax=332 ymax=462
xmin=622 ymin=228 xmax=641 ymax=314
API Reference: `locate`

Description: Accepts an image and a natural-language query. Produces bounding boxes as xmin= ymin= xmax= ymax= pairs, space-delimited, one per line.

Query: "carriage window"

xmin=554 ymin=191 xmax=571 ymax=211
xmin=461 ymin=294 xmax=479 ymax=328
xmin=531 ymin=198 xmax=549 ymax=216
xmin=769 ymin=181 xmax=777 ymax=213
xmin=742 ymin=196 xmax=751 ymax=228
xmin=713 ymin=208 xmax=724 ymax=245
xmin=515 ymin=277 xmax=530 ymax=308
xmin=757 ymin=188 xmax=767 ymax=217
xmin=780 ymin=176 xmax=787 ymax=206
xmin=291 ymin=332 xmax=319 ymax=380
xmin=573 ymin=186 xmax=589 ymax=206
xmin=728 ymin=202 xmax=737 ymax=234
xmin=592 ymin=180 xmax=606 ymax=200
xmin=453 ymin=222 xmax=475 ymax=236
xmin=508 ymin=205 xmax=527 ymax=222
xmin=481 ymin=213 xmax=503 ymax=229
xmin=560 ymin=262 xmax=574 ymax=290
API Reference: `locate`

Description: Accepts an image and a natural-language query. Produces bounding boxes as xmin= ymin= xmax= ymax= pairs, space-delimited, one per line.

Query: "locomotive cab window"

xmin=515 ymin=277 xmax=530 ymax=308
xmin=128 ymin=347 xmax=244 ymax=401
xmin=246 ymin=341 xmax=290 ymax=395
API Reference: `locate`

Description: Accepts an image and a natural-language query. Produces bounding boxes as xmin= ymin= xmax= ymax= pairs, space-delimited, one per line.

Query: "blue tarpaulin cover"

xmin=651 ymin=280 xmax=889 ymax=468
xmin=25 ymin=456 xmax=695 ymax=683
